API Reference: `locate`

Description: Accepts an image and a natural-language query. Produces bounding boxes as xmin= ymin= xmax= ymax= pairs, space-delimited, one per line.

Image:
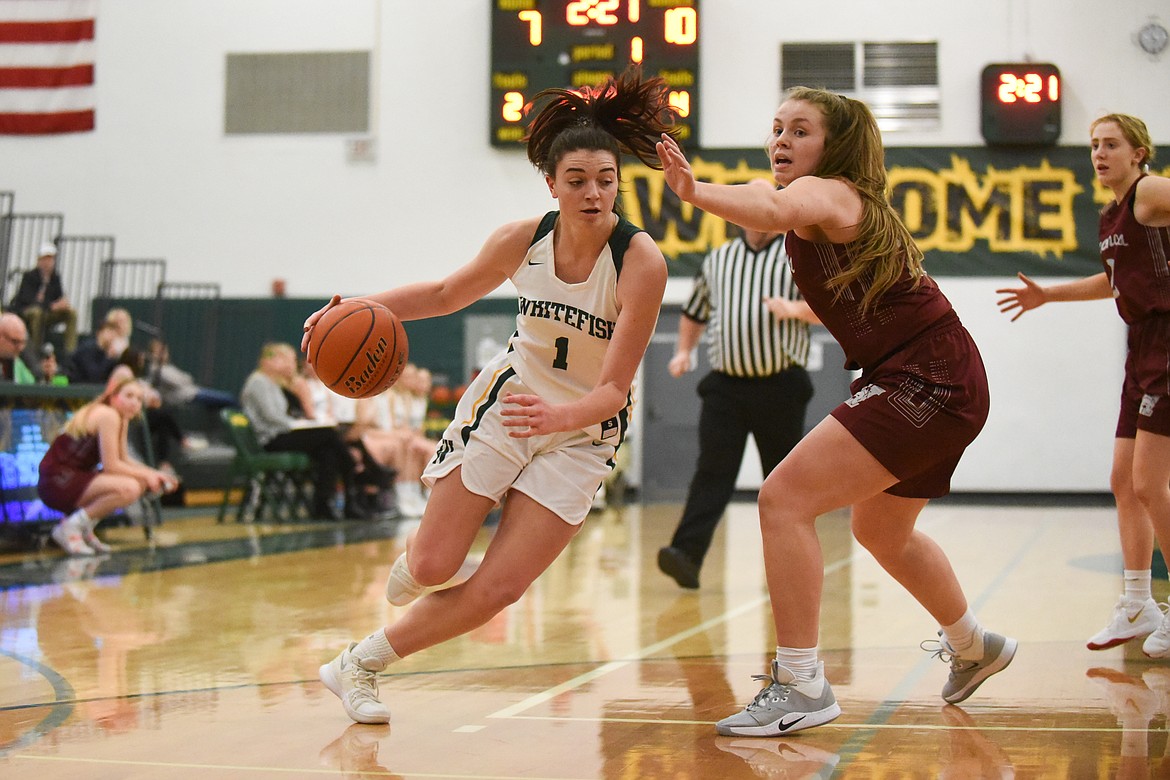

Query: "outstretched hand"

xmin=655 ymin=133 xmax=696 ymax=202
xmin=995 ymin=273 xmax=1046 ymax=322
xmin=300 ymin=294 xmax=342 ymax=354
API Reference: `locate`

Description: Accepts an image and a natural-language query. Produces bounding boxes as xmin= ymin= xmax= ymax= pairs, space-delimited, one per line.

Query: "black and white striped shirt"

xmin=682 ymin=234 xmax=809 ymax=377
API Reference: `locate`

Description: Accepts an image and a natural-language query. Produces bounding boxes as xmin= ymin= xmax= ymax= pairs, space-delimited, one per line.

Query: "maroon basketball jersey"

xmin=785 ymin=233 xmax=954 ymax=372
xmin=1100 ymin=175 xmax=1170 ymax=324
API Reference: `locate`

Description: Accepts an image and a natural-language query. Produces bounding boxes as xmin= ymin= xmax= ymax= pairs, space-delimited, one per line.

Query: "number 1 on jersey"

xmin=552 ymin=337 xmax=569 ymax=370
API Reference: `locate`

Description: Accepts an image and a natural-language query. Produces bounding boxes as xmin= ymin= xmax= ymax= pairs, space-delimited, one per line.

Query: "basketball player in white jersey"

xmin=302 ymin=68 xmax=679 ymax=725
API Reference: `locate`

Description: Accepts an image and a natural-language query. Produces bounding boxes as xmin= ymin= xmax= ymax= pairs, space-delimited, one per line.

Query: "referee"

xmin=658 ymin=204 xmax=818 ymax=589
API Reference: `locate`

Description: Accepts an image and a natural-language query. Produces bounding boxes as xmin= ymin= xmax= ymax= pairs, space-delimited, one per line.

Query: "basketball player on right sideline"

xmin=998 ymin=114 xmax=1170 ymax=657
xmin=302 ymin=68 xmax=678 ymax=725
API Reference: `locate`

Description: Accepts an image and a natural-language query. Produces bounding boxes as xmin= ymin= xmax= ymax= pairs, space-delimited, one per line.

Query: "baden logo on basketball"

xmin=343 ymin=337 xmax=389 ymax=395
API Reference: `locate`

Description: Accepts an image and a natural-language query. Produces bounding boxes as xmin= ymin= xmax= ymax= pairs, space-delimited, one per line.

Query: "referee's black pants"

xmin=669 ymin=366 xmax=814 ymax=568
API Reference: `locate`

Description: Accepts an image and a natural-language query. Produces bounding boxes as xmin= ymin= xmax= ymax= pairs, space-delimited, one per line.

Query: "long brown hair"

xmin=524 ymin=67 xmax=679 ymax=183
xmin=785 ymin=87 xmax=925 ymax=313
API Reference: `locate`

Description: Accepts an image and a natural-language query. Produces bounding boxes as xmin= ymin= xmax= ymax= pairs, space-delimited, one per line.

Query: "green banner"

xmin=622 ymin=146 xmax=1169 ymax=278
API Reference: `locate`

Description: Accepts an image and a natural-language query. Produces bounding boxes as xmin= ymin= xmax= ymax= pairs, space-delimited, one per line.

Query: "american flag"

xmin=0 ymin=0 xmax=95 ymax=134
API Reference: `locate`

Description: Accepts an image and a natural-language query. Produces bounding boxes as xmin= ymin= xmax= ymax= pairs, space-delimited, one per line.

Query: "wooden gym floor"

xmin=0 ymin=494 xmax=1164 ymax=779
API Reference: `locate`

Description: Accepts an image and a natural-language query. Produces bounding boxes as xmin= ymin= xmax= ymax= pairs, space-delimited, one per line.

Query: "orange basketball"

xmin=308 ymin=298 xmax=408 ymax=399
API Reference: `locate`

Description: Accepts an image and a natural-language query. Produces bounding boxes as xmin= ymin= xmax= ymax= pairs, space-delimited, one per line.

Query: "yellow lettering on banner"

xmin=497 ymin=0 xmax=536 ymax=10
xmin=623 ymin=158 xmax=769 ymax=260
xmin=1091 ymin=164 xmax=1170 ymax=207
xmin=890 ymin=157 xmax=1082 ymax=257
xmin=620 ymin=152 xmax=1142 ymax=263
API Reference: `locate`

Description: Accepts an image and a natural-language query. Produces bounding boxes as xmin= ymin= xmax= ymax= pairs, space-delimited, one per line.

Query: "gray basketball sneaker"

xmin=923 ymin=631 xmax=1017 ymax=704
xmin=715 ymin=661 xmax=841 ymax=737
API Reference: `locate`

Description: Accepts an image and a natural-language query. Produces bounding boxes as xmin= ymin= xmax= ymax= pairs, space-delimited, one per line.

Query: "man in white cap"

xmin=8 ymin=241 xmax=78 ymax=360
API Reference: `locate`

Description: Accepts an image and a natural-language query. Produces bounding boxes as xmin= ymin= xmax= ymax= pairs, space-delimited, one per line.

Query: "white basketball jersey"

xmin=506 ymin=211 xmax=641 ymax=419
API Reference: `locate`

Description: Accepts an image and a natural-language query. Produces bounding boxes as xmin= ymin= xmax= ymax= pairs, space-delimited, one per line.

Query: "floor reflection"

xmin=715 ymin=737 xmax=842 ymax=779
xmin=938 ymin=705 xmax=1014 ymax=779
xmin=318 ymin=723 xmax=400 ymax=780
xmin=1086 ymin=665 xmax=1170 ymax=779
xmin=0 ymin=500 xmax=1161 ymax=778
xmin=0 ymin=515 xmax=406 ymax=590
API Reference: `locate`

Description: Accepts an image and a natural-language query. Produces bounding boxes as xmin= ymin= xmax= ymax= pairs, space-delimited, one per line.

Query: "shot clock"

xmin=980 ymin=62 xmax=1062 ymax=147
xmin=489 ymin=0 xmax=700 ymax=148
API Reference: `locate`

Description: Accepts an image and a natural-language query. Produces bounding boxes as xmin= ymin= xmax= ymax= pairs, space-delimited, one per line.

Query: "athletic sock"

xmin=941 ymin=610 xmax=984 ymax=659
xmin=70 ymin=508 xmax=92 ymax=528
xmin=352 ymin=629 xmax=402 ymax=670
xmin=1124 ymin=569 xmax=1154 ymax=603
xmin=775 ymin=646 xmax=819 ymax=681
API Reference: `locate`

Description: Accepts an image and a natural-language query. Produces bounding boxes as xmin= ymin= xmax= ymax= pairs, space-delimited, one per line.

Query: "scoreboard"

xmin=980 ymin=62 xmax=1062 ymax=147
xmin=489 ymin=0 xmax=700 ymax=148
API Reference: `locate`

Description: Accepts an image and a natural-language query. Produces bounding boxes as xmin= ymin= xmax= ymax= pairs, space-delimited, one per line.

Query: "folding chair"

xmin=217 ymin=409 xmax=312 ymax=523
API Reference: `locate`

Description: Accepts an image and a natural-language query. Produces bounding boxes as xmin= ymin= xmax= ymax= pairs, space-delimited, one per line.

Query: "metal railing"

xmin=56 ymin=235 xmax=115 ymax=332
xmin=93 ymin=258 xmax=167 ymax=344
xmin=0 ymin=196 xmax=12 ymax=302
xmin=97 ymin=258 xmax=166 ymax=300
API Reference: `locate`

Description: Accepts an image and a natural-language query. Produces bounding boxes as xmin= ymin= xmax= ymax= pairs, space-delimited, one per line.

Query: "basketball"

xmin=308 ymin=298 xmax=408 ymax=399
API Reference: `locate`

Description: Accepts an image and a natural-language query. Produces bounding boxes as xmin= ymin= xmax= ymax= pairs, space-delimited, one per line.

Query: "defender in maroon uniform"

xmin=787 ymin=233 xmax=990 ymax=498
xmin=657 ymin=87 xmax=1016 ymax=737
xmin=998 ymin=113 xmax=1170 ymax=657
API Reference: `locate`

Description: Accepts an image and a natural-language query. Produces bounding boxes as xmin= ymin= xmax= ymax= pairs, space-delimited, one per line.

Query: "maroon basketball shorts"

xmin=38 ymin=468 xmax=97 ymax=514
xmin=1116 ymin=313 xmax=1170 ymax=439
xmin=830 ymin=319 xmax=990 ymax=499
